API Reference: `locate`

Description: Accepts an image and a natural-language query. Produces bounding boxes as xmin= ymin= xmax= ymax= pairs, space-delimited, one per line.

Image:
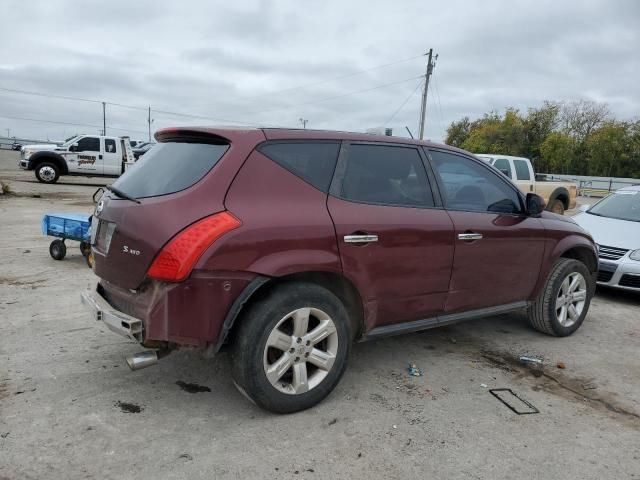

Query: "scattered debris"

xmin=490 ymin=388 xmax=539 ymax=415
xmin=407 ymin=363 xmax=423 ymax=377
xmin=306 ymin=469 xmax=315 ymax=473
xmin=480 ymin=383 xmax=488 ymax=388
xmin=581 ymin=383 xmax=597 ymax=390
xmin=178 ymin=453 xmax=193 ymax=461
xmin=556 ymin=362 xmax=566 ymax=369
xmin=23 ymin=249 xmax=30 ymax=254
xmin=327 ymin=418 xmax=337 ymax=426
xmin=175 ymin=381 xmax=211 ymax=393
xmin=520 ymin=356 xmax=543 ymax=365
xmin=449 ymin=337 xmax=457 ymax=344
xmin=392 ymin=424 xmax=397 ymax=429
xmin=1 ymin=432 xmax=9 ymax=438
xmin=115 ymin=401 xmax=143 ymax=413
xmin=357 ymin=453 xmax=362 ymax=458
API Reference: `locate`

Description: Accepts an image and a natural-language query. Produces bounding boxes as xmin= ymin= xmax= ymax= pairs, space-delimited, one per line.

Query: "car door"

xmin=103 ymin=138 xmax=121 ymax=175
xmin=70 ymin=136 xmax=102 ymax=174
xmin=327 ymin=142 xmax=455 ymax=332
xmin=426 ymin=148 xmax=545 ymax=313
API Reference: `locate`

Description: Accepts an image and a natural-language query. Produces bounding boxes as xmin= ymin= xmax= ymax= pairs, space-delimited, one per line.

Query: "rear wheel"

xmin=549 ymin=199 xmax=565 ymax=215
xmin=527 ymin=258 xmax=594 ymax=336
xmin=231 ymin=282 xmax=351 ymax=413
xmin=35 ymin=162 xmax=60 ymax=184
xmin=49 ymin=239 xmax=66 ymax=260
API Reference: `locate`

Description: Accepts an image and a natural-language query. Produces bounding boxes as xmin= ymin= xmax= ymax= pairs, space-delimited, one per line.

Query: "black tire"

xmin=80 ymin=241 xmax=91 ymax=257
xmin=35 ymin=162 xmax=60 ymax=184
xmin=231 ymin=282 xmax=351 ymax=414
xmin=527 ymin=258 xmax=594 ymax=336
xmin=49 ymin=239 xmax=66 ymax=260
xmin=548 ymin=199 xmax=565 ymax=215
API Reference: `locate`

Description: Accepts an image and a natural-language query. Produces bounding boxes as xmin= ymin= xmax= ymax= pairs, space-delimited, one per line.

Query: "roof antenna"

xmin=405 ymin=126 xmax=415 ymax=139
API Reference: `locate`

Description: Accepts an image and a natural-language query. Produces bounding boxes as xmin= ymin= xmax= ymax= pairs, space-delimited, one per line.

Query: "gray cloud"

xmin=1 ymin=0 xmax=638 ymax=142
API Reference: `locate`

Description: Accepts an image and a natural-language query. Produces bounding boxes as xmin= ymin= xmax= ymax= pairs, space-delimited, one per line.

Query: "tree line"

xmin=445 ymin=100 xmax=640 ymax=178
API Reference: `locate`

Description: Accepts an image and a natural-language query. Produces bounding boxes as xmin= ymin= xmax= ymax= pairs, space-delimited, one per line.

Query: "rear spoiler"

xmin=155 ymin=128 xmax=232 ymax=145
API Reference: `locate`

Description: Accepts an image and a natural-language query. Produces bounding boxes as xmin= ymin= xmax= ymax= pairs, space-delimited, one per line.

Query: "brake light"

xmin=147 ymin=211 xmax=241 ymax=282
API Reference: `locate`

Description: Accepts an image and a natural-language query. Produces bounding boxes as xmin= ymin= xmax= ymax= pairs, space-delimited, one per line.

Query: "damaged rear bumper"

xmin=81 ymin=287 xmax=144 ymax=342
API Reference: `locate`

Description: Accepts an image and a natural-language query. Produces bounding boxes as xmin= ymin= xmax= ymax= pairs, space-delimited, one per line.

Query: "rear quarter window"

xmin=258 ymin=141 xmax=340 ymax=192
xmin=112 ymin=142 xmax=228 ymax=198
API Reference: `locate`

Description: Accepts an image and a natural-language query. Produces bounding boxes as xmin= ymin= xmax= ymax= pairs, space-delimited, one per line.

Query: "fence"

xmin=538 ymin=173 xmax=640 ymax=197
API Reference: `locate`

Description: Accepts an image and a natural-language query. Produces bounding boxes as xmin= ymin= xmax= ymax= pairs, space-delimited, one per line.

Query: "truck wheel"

xmin=35 ymin=163 xmax=60 ymax=184
xmin=527 ymin=258 xmax=594 ymax=336
xmin=548 ymin=199 xmax=565 ymax=215
xmin=231 ymin=282 xmax=351 ymax=413
xmin=49 ymin=239 xmax=66 ymax=260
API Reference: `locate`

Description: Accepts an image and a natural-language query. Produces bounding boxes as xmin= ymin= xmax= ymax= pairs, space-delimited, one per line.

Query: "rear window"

xmin=112 ymin=142 xmax=228 ymax=198
xmin=258 ymin=141 xmax=340 ymax=192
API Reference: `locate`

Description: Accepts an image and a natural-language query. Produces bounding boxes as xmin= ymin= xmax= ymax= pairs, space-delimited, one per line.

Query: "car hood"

xmin=573 ymin=212 xmax=640 ymax=250
xmin=22 ymin=144 xmax=59 ymax=151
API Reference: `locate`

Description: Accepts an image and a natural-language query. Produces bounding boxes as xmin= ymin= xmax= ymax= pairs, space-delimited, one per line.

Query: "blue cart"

xmin=41 ymin=213 xmax=93 ymax=265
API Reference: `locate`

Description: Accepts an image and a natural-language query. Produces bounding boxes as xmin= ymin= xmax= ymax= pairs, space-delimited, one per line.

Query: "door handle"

xmin=457 ymin=232 xmax=483 ymax=241
xmin=99 ymin=154 xmax=103 ymax=159
xmin=344 ymin=234 xmax=378 ymax=244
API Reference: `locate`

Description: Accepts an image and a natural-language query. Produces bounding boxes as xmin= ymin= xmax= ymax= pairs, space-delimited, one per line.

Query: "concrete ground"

xmin=0 ymin=150 xmax=638 ymax=480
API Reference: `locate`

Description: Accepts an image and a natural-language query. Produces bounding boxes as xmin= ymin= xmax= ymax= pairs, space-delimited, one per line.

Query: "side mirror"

xmin=498 ymin=168 xmax=510 ymax=178
xmin=69 ymin=143 xmax=79 ymax=152
xmin=526 ymin=193 xmax=545 ymax=216
xmin=579 ymin=204 xmax=590 ymax=212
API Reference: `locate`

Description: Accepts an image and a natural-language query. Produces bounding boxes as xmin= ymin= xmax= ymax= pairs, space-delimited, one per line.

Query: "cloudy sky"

xmin=1 ymin=0 xmax=638 ymax=143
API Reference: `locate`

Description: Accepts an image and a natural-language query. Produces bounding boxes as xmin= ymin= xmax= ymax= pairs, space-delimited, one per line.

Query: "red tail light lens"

xmin=147 ymin=211 xmax=241 ymax=282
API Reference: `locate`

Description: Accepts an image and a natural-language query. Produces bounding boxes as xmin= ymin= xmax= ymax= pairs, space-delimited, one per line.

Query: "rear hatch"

xmin=92 ymin=128 xmax=264 ymax=290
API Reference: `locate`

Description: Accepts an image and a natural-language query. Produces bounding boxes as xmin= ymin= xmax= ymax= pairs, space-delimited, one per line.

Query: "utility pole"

xmin=5 ymin=128 xmax=10 ymax=139
xmin=418 ymin=48 xmax=437 ymax=140
xmin=102 ymin=102 xmax=106 ymax=135
xmin=148 ymin=106 xmax=152 ymax=141
xmin=299 ymin=118 xmax=308 ymax=129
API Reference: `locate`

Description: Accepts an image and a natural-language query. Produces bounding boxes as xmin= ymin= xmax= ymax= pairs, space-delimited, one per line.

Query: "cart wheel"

xmin=85 ymin=251 xmax=95 ymax=269
xmin=80 ymin=241 xmax=91 ymax=257
xmin=49 ymin=239 xmax=66 ymax=260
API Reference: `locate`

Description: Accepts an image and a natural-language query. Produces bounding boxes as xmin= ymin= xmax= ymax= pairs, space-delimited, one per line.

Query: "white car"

xmin=573 ymin=185 xmax=640 ymax=291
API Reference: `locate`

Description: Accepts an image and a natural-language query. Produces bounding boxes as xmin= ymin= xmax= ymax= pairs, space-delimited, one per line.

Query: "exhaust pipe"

xmin=126 ymin=350 xmax=159 ymax=371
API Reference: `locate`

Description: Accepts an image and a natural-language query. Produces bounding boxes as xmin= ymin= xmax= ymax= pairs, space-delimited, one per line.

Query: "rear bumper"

xmin=81 ymin=287 xmax=143 ymax=341
xmin=84 ymin=271 xmax=257 ymax=347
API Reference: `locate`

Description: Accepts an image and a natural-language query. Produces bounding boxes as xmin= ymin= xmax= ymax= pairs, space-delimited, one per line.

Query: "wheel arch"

xmin=29 ymin=152 xmax=69 ymax=174
xmin=547 ymin=187 xmax=570 ymax=210
xmin=217 ymin=270 xmax=365 ymax=352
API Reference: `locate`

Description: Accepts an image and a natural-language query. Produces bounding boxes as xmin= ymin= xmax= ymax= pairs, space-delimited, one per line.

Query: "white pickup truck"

xmin=19 ymin=134 xmax=136 ymax=184
xmin=476 ymin=154 xmax=578 ymax=215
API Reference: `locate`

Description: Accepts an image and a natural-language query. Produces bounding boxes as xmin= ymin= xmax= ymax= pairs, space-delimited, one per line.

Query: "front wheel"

xmin=35 ymin=162 xmax=60 ymax=184
xmin=527 ymin=258 xmax=594 ymax=336
xmin=231 ymin=283 xmax=351 ymax=413
xmin=548 ymin=199 xmax=565 ymax=215
xmin=49 ymin=239 xmax=66 ymax=260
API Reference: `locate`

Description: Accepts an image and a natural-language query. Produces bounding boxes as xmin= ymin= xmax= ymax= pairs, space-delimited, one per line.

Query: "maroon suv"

xmin=82 ymin=127 xmax=597 ymax=413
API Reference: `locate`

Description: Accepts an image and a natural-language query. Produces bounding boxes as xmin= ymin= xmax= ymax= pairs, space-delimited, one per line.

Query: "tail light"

xmin=147 ymin=211 xmax=241 ymax=282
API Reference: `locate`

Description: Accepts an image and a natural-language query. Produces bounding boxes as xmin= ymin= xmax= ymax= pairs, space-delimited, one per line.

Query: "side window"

xmin=429 ymin=150 xmax=522 ymax=214
xmin=340 ymin=144 xmax=434 ymax=207
xmin=105 ymin=139 xmax=116 ymax=153
xmin=76 ymin=136 xmax=100 ymax=152
xmin=492 ymin=158 xmax=512 ymax=179
xmin=258 ymin=142 xmax=340 ymax=192
xmin=513 ymin=160 xmax=531 ymax=180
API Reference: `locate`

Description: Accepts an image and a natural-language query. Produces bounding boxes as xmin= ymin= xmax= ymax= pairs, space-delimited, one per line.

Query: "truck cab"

xmin=476 ymin=154 xmax=577 ymax=214
xmin=19 ymin=135 xmax=135 ymax=184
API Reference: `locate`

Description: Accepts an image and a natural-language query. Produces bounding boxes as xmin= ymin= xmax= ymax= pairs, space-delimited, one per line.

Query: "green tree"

xmin=523 ymin=101 xmax=561 ymax=171
xmin=585 ymin=122 xmax=631 ymax=177
xmin=445 ymin=117 xmax=471 ymax=147
xmin=540 ymin=132 xmax=576 ymax=174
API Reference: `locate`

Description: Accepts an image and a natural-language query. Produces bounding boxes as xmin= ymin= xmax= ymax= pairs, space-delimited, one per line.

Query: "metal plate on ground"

xmin=490 ymin=388 xmax=539 ymax=415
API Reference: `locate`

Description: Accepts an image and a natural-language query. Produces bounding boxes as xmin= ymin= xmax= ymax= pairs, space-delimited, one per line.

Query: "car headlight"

xmin=630 ymin=249 xmax=640 ymax=261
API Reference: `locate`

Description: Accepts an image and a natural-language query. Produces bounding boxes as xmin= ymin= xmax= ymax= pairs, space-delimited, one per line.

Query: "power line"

xmin=0 ymin=114 xmax=148 ymax=135
xmin=242 ymin=75 xmax=423 ymax=116
xmin=382 ymin=80 xmax=424 ymax=126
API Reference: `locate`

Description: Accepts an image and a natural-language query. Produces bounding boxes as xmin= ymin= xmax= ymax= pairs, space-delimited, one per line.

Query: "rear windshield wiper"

xmin=106 ymin=184 xmax=141 ymax=204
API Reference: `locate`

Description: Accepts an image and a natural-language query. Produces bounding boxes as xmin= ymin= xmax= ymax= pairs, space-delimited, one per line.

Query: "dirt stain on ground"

xmin=115 ymin=401 xmax=143 ymax=413
xmin=0 ymin=276 xmax=45 ymax=289
xmin=480 ymin=349 xmax=640 ymax=429
xmin=176 ymin=381 xmax=211 ymax=393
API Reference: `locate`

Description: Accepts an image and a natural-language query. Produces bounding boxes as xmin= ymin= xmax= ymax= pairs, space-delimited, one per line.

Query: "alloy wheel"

xmin=555 ymin=272 xmax=587 ymax=327
xmin=263 ymin=307 xmax=338 ymax=395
